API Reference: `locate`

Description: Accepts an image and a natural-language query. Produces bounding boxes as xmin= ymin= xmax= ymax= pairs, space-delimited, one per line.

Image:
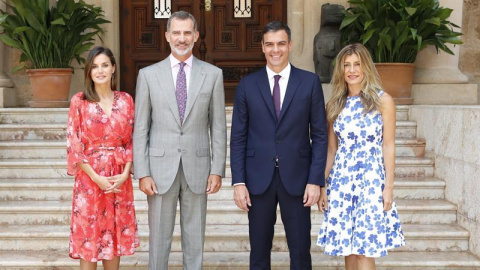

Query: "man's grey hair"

xmin=167 ymin=11 xmax=197 ymax=32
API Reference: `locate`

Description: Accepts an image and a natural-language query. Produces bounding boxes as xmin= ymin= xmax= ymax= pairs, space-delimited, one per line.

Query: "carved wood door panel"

xmin=120 ymin=0 xmax=287 ymax=103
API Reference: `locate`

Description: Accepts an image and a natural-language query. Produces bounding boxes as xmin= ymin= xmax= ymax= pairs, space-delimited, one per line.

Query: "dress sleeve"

xmin=66 ymin=94 xmax=88 ymax=176
xmin=124 ymin=93 xmax=135 ymax=163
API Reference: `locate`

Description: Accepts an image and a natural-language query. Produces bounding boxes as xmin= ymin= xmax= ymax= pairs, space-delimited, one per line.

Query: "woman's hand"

xmin=383 ymin=186 xmax=394 ymax=211
xmin=92 ymin=175 xmax=120 ymax=193
xmin=318 ymin=187 xmax=328 ymax=213
xmin=105 ymin=172 xmax=130 ymax=193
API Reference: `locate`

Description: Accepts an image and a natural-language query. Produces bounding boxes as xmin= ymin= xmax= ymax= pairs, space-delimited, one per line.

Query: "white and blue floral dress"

xmin=316 ymin=91 xmax=405 ymax=257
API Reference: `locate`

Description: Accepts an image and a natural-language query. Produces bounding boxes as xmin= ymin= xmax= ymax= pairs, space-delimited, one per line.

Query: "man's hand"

xmin=303 ymin=184 xmax=320 ymax=207
xmin=234 ymin=185 xmax=251 ymax=211
xmin=139 ymin=176 xmax=158 ymax=196
xmin=206 ymin=174 xmax=222 ymax=194
xmin=317 ymin=187 xmax=328 ymax=213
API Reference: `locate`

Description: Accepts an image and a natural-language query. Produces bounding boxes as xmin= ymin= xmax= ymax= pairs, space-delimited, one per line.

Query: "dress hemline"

xmin=316 ymin=242 xmax=406 ymax=258
xmin=69 ymin=247 xmax=139 ymax=262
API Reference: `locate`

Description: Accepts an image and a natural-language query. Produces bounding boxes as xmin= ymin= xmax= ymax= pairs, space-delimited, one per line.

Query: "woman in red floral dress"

xmin=67 ymin=46 xmax=139 ymax=269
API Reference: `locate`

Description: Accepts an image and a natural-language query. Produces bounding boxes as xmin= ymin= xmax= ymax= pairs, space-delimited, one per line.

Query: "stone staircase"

xmin=0 ymin=106 xmax=479 ymax=269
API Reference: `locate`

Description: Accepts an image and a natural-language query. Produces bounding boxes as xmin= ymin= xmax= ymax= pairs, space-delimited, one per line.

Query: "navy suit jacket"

xmin=230 ymin=65 xmax=328 ymax=196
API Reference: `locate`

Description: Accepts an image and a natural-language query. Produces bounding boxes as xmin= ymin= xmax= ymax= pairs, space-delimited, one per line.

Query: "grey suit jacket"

xmin=133 ymin=57 xmax=227 ymax=194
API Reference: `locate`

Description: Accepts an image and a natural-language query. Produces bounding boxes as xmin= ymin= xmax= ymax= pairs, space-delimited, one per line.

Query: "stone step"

xmin=225 ymin=156 xmax=434 ymax=178
xmin=394 ymin=121 xmax=418 ymax=139
xmin=0 ymin=199 xmax=457 ymax=225
xmin=395 ymin=105 xmax=409 ymax=121
xmin=0 ymin=119 xmax=417 ymax=143
xmin=0 ymin=106 xmax=409 ymax=124
xmin=0 ymin=159 xmax=69 ymax=179
xmin=0 ymin=108 xmax=68 ymax=124
xmin=395 ymin=137 xmax=426 ymax=157
xmin=0 ymin=136 xmax=426 ymax=159
xmin=0 ymin=140 xmax=66 ymax=159
xmin=225 ymin=137 xmax=425 ymax=157
xmin=0 ymin=224 xmax=469 ymax=253
xmin=0 ymin=177 xmax=445 ymax=202
xmin=0 ymin=123 xmax=66 ymax=141
xmin=225 ymin=105 xmax=410 ymax=121
xmin=0 ymin=156 xmax=434 ymax=179
xmin=226 ymin=121 xmax=418 ymax=139
xmin=393 ymin=156 xmax=435 ymax=177
xmin=0 ymin=250 xmax=479 ymax=270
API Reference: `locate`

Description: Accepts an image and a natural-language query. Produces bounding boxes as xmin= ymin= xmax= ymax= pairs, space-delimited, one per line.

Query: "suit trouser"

xmin=147 ymin=161 xmax=207 ymax=270
xmin=248 ymin=168 xmax=312 ymax=270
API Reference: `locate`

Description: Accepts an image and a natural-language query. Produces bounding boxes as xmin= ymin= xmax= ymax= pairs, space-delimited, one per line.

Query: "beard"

xmin=170 ymin=41 xmax=194 ymax=56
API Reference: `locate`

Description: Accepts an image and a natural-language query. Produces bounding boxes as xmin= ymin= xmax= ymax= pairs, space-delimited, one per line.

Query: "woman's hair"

xmin=326 ymin=43 xmax=383 ymax=122
xmin=83 ymin=46 xmax=117 ymax=102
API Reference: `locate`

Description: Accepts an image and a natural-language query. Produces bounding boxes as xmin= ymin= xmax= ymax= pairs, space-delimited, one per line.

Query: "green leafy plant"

xmin=0 ymin=0 xmax=110 ymax=72
xmin=339 ymin=0 xmax=463 ymax=63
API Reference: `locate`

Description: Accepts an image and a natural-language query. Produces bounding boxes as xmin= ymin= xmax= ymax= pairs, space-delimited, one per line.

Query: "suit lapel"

xmin=154 ymin=58 xmax=181 ymax=126
xmin=257 ymin=68 xmax=276 ymax=121
xmin=183 ymin=57 xmax=206 ymax=122
xmin=278 ymin=66 xmax=300 ymax=124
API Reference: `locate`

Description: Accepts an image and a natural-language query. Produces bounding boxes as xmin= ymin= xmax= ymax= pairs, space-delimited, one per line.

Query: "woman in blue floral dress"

xmin=316 ymin=43 xmax=405 ymax=269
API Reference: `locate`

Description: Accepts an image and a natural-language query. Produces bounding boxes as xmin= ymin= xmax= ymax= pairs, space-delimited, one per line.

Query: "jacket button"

xmin=276 ymin=140 xmax=280 ymax=144
xmin=178 ymin=149 xmax=181 ymax=152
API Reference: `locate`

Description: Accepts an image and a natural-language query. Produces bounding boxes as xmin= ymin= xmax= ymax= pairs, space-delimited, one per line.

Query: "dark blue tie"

xmin=273 ymin=75 xmax=281 ymax=120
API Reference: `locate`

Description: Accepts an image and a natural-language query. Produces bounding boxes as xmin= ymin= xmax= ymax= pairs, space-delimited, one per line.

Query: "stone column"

xmin=101 ymin=0 xmax=121 ymax=84
xmin=0 ymin=0 xmax=17 ymax=107
xmin=288 ymin=0 xmax=348 ymax=73
xmin=69 ymin=0 xmax=120 ymax=97
xmin=413 ymin=0 xmax=468 ymax=83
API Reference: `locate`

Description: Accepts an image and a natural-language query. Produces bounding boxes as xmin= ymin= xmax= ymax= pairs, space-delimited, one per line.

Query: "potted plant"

xmin=339 ymin=0 xmax=462 ymax=104
xmin=0 ymin=0 xmax=109 ymax=107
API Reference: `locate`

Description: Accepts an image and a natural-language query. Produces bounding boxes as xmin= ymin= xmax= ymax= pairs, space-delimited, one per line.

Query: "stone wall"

xmin=409 ymin=105 xmax=480 ymax=257
xmin=2 ymin=0 xmax=479 ymax=105
xmin=460 ymin=0 xmax=480 ymax=103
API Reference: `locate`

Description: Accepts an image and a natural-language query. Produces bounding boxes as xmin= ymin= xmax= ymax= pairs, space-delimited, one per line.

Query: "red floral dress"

xmin=67 ymin=91 xmax=139 ymax=262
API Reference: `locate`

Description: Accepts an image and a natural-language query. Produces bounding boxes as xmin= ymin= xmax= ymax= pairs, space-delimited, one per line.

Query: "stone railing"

xmin=410 ymin=105 xmax=480 ymax=257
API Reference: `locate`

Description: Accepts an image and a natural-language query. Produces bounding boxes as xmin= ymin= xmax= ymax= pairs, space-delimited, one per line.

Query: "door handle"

xmin=205 ymin=0 xmax=212 ymax=11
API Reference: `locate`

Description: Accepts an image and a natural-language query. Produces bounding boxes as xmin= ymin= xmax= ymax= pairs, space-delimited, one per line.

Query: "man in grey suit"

xmin=133 ymin=11 xmax=227 ymax=270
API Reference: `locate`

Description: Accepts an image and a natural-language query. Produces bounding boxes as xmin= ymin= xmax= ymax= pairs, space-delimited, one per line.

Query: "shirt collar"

xmin=170 ymin=54 xmax=194 ymax=68
xmin=266 ymin=63 xmax=291 ymax=81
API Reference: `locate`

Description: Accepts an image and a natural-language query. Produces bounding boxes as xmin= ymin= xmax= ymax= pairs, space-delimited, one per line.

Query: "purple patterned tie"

xmin=273 ymin=75 xmax=281 ymax=120
xmin=176 ymin=62 xmax=187 ymax=124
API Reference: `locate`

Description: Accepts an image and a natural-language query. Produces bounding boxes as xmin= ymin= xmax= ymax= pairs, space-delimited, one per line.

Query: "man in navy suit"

xmin=230 ymin=21 xmax=328 ymax=269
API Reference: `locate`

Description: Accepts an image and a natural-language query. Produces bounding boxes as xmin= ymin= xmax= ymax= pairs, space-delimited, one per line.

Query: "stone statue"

xmin=314 ymin=3 xmax=345 ymax=83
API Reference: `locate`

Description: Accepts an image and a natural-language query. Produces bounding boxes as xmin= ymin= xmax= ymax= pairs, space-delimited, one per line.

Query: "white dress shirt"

xmin=266 ymin=63 xmax=291 ymax=110
xmin=170 ymin=54 xmax=193 ymax=93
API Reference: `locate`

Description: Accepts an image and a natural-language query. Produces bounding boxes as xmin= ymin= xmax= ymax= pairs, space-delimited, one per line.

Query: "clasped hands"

xmin=93 ymin=172 xmax=130 ymax=194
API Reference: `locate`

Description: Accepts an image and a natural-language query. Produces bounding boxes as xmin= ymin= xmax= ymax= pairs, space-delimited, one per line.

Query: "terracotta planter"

xmin=375 ymin=63 xmax=415 ymax=105
xmin=26 ymin=68 xmax=73 ymax=108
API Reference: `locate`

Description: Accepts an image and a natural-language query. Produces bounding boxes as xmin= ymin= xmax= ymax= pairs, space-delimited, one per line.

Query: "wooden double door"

xmin=120 ymin=0 xmax=287 ymax=103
